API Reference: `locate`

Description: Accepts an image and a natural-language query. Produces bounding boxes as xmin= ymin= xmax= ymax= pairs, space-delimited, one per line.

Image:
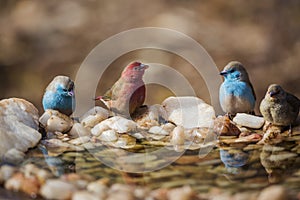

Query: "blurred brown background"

xmin=0 ymin=0 xmax=299 ymax=115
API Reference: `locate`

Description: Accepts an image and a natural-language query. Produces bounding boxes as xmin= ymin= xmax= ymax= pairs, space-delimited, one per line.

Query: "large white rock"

xmin=233 ymin=113 xmax=265 ymax=129
xmin=162 ymin=96 xmax=215 ymax=129
xmin=0 ymin=98 xmax=41 ymax=159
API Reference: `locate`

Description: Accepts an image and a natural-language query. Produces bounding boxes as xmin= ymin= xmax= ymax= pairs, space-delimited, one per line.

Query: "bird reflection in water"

xmin=220 ymin=148 xmax=249 ymax=174
xmin=260 ymin=144 xmax=297 ymax=184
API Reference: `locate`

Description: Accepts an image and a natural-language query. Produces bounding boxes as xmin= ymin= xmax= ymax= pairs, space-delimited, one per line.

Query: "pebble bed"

xmin=0 ymin=124 xmax=300 ymax=199
xmin=0 ymin=98 xmax=299 ymax=200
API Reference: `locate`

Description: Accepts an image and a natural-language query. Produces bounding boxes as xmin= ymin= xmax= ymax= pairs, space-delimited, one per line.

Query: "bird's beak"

xmin=269 ymin=91 xmax=279 ymax=97
xmin=94 ymin=96 xmax=102 ymax=101
xmin=220 ymin=70 xmax=227 ymax=76
xmin=67 ymin=90 xmax=74 ymax=96
xmin=140 ymin=63 xmax=149 ymax=70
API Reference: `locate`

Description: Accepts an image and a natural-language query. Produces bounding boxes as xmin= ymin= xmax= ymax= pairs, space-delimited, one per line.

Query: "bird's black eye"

xmin=134 ymin=67 xmax=139 ymax=71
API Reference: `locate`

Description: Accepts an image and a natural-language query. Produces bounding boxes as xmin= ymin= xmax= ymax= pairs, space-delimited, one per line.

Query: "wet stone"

xmin=233 ymin=113 xmax=265 ymax=129
xmin=40 ymin=179 xmax=76 ymax=200
xmin=80 ymin=106 xmax=110 ymax=129
xmin=68 ymin=136 xmax=90 ymax=145
xmin=72 ymin=191 xmax=101 ymax=200
xmin=257 ymin=185 xmax=287 ymax=200
xmin=0 ymin=165 xmax=16 ymax=183
xmin=69 ymin=123 xmax=91 ymax=138
xmin=148 ymin=126 xmax=169 ymax=135
xmin=214 ymin=115 xmax=241 ymax=136
xmin=98 ymin=130 xmax=118 ymax=142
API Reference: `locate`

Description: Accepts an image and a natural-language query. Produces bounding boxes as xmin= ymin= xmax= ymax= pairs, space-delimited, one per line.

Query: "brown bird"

xmin=260 ymin=84 xmax=300 ymax=132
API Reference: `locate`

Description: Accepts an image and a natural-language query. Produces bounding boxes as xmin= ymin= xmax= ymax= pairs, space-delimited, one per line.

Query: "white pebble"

xmin=148 ymin=126 xmax=169 ymax=135
xmin=87 ymin=180 xmax=108 ymax=198
xmin=0 ymin=165 xmax=16 ymax=182
xmin=72 ymin=191 xmax=101 ymax=200
xmin=98 ymin=130 xmax=118 ymax=142
xmin=167 ymin=186 xmax=194 ymax=200
xmin=40 ymin=179 xmax=76 ymax=200
xmin=109 ymin=116 xmax=137 ymax=133
xmin=233 ymin=113 xmax=265 ymax=129
xmin=69 ymin=123 xmax=91 ymax=138
xmin=81 ymin=114 xmax=108 ymax=129
xmin=47 ymin=115 xmax=72 ymax=133
xmin=68 ymin=136 xmax=90 ymax=145
xmin=91 ymin=122 xmax=110 ymax=136
xmin=171 ymin=126 xmax=185 ymax=146
xmin=80 ymin=107 xmax=110 ymax=122
xmin=257 ymin=185 xmax=286 ymax=200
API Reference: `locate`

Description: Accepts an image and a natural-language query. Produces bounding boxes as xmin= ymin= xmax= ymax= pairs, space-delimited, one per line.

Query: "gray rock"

xmin=0 ymin=98 xmax=41 ymax=158
xmin=162 ymin=96 xmax=215 ymax=129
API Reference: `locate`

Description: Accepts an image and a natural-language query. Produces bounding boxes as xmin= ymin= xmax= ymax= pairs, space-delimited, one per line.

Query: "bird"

xmin=260 ymin=84 xmax=300 ymax=130
xmin=94 ymin=61 xmax=149 ymax=116
xmin=42 ymin=75 xmax=75 ymax=116
xmin=219 ymin=61 xmax=256 ymax=116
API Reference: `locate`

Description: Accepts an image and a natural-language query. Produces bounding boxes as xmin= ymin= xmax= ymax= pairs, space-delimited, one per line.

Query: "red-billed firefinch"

xmin=95 ymin=61 xmax=149 ymax=116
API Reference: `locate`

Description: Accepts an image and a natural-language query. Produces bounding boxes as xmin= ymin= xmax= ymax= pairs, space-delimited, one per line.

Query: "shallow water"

xmin=6 ymin=135 xmax=299 ymax=199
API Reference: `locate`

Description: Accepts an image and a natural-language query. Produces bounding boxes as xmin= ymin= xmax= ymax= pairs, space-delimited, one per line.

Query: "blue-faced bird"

xmin=219 ymin=61 xmax=256 ymax=116
xmin=42 ymin=76 xmax=75 ymax=116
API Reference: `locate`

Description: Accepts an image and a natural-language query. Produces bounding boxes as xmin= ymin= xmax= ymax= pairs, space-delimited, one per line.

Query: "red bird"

xmin=95 ymin=61 xmax=149 ymax=116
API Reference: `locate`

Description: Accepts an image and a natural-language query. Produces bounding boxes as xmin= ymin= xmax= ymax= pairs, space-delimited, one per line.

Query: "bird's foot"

xmin=288 ymin=124 xmax=292 ymax=136
xmin=225 ymin=113 xmax=235 ymax=120
xmin=71 ymin=117 xmax=80 ymax=123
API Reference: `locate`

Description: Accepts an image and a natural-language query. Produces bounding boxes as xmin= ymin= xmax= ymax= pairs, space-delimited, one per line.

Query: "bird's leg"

xmin=248 ymin=110 xmax=256 ymax=115
xmin=71 ymin=117 xmax=80 ymax=122
xmin=225 ymin=113 xmax=235 ymax=120
xmin=288 ymin=124 xmax=292 ymax=136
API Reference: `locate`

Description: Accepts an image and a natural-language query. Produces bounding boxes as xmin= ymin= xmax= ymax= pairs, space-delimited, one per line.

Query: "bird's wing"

xmin=286 ymin=93 xmax=300 ymax=112
xmin=131 ymin=85 xmax=146 ymax=106
xmin=249 ymin=82 xmax=256 ymax=100
xmin=102 ymin=88 xmax=112 ymax=101
xmin=102 ymin=78 xmax=123 ymax=101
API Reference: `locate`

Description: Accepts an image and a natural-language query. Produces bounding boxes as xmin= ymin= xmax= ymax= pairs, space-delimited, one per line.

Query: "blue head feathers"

xmin=42 ymin=76 xmax=75 ymax=116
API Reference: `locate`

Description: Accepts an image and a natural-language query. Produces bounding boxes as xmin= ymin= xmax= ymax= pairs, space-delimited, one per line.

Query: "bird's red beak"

xmin=94 ymin=96 xmax=102 ymax=101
